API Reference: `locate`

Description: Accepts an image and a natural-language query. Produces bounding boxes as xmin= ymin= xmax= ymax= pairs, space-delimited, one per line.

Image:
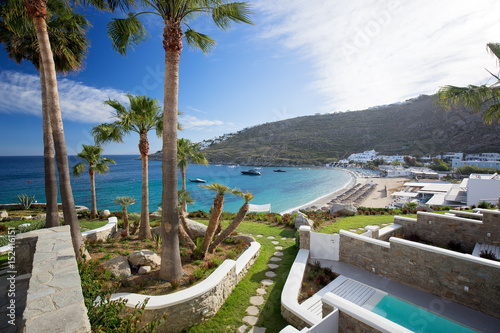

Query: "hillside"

xmin=153 ymin=94 xmax=500 ymax=166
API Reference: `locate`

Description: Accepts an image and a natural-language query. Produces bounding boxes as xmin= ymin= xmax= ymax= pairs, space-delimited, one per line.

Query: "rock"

xmin=103 ymin=256 xmax=131 ymax=279
xmin=2 ymin=217 xmax=11 ymax=222
xmin=151 ymin=226 xmax=161 ymax=237
xmin=128 ymin=250 xmax=161 ymax=268
xmin=138 ymin=266 xmax=151 ymax=275
xmin=18 ymin=223 xmax=31 ymax=228
xmin=293 ymin=214 xmax=314 ymax=229
xmin=99 ymin=210 xmax=111 ymax=218
xmin=36 ymin=213 xmax=46 ymax=220
xmin=0 ymin=211 xmax=8 ymax=218
xmin=330 ymin=203 xmax=357 ymax=216
xmin=292 ymin=210 xmax=307 ymax=218
xmin=234 ymin=235 xmax=256 ymax=244
xmin=186 ymin=218 xmax=207 ymax=238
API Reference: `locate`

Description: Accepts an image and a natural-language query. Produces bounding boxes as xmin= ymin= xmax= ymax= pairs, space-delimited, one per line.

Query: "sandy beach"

xmin=289 ymin=173 xmax=410 ymax=212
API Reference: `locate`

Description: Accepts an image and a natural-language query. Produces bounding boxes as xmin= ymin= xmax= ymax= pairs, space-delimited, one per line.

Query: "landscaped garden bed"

xmin=298 ymin=261 xmax=339 ymax=303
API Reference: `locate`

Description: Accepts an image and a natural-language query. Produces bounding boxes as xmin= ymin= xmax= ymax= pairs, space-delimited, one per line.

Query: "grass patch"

xmin=315 ymin=214 xmax=415 ymax=234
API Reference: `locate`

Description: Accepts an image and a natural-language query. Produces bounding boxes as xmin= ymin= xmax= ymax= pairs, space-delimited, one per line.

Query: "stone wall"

xmin=281 ymin=305 xmax=311 ymax=331
xmin=394 ymin=210 xmax=500 ymax=252
xmin=81 ymin=217 xmax=117 ymax=242
xmin=339 ymin=231 xmax=500 ymax=318
xmin=15 ymin=226 xmax=90 ymax=333
xmin=338 ymin=312 xmax=384 ymax=333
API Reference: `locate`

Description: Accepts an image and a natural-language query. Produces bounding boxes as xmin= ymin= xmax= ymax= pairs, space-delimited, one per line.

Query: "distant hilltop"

xmin=150 ymin=94 xmax=500 ymax=166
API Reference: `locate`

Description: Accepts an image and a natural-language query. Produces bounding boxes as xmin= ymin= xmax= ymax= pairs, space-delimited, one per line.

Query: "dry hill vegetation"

xmin=201 ymin=94 xmax=500 ymax=166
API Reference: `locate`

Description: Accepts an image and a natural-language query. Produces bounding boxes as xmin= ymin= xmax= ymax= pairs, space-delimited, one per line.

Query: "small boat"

xmin=273 ymin=169 xmax=286 ymax=173
xmin=241 ymin=169 xmax=262 ymax=176
xmin=189 ymin=178 xmax=207 ymax=183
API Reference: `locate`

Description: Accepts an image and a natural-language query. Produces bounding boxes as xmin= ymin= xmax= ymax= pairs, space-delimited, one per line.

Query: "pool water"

xmin=371 ymin=296 xmax=476 ymax=333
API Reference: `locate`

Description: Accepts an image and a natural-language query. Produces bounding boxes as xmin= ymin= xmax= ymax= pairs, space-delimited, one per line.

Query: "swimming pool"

xmin=371 ymin=295 xmax=476 ymax=333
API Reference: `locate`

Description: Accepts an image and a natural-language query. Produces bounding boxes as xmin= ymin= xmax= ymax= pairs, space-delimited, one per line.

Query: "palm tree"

xmin=72 ymin=144 xmax=116 ymax=218
xmin=114 ymin=196 xmax=136 ymax=235
xmin=178 ymin=138 xmax=208 ymax=212
xmin=0 ymin=0 xmax=89 ymax=229
xmin=177 ymin=190 xmax=196 ymax=251
xmin=107 ymin=0 xmax=253 ymax=281
xmin=437 ymin=43 xmax=500 ymax=124
xmin=1 ymin=0 xmax=136 ymax=260
xmin=199 ymin=183 xmax=241 ymax=258
xmin=92 ymin=94 xmax=162 ymax=240
xmin=208 ymin=191 xmax=253 ymax=253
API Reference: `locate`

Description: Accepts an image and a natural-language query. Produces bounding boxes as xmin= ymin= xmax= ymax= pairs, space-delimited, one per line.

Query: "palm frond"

xmin=184 ymin=28 xmax=215 ymax=54
xmin=72 ymin=162 xmax=86 ymax=177
xmin=114 ymin=196 xmax=136 ymax=207
xmin=487 ymin=43 xmax=500 ymax=65
xmin=91 ymin=122 xmax=125 ymax=144
xmin=211 ymin=2 xmax=254 ymax=30
xmin=107 ymin=12 xmax=147 ymax=56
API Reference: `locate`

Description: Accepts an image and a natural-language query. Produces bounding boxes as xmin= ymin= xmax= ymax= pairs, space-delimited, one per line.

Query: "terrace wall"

xmin=393 ymin=210 xmax=500 ymax=252
xmin=339 ymin=231 xmax=500 ymax=318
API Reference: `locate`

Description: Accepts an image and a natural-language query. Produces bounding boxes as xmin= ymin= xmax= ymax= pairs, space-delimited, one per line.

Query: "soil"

xmin=298 ymin=263 xmax=339 ymax=304
xmin=87 ymin=233 xmax=247 ymax=296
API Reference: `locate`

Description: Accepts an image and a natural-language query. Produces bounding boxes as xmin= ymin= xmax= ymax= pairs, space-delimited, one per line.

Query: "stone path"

xmin=238 ymin=237 xmax=287 ymax=333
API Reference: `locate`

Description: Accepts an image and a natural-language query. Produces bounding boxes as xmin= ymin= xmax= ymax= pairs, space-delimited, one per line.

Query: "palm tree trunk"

xmin=122 ymin=206 xmax=129 ymax=235
xmin=209 ymin=202 xmax=249 ymax=254
xmin=181 ymin=167 xmax=187 ymax=212
xmin=179 ymin=210 xmax=194 ymax=241
xmin=139 ymin=133 xmax=152 ymax=239
xmin=89 ymin=169 xmax=97 ymax=218
xmin=160 ymin=21 xmax=183 ymax=281
xmin=40 ymin=60 xmax=59 ymax=228
xmin=31 ymin=14 xmax=87 ymax=260
xmin=202 ymin=193 xmax=224 ymax=258
xmin=178 ymin=223 xmax=196 ymax=252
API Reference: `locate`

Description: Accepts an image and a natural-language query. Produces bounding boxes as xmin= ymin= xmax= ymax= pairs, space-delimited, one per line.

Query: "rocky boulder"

xmin=36 ymin=213 xmax=46 ymax=220
xmin=138 ymin=266 xmax=151 ymax=275
xmin=330 ymin=203 xmax=357 ymax=216
xmin=151 ymin=226 xmax=161 ymax=237
xmin=186 ymin=218 xmax=207 ymax=238
xmin=128 ymin=250 xmax=161 ymax=268
xmin=103 ymin=256 xmax=131 ymax=279
xmin=0 ymin=211 xmax=8 ymax=219
xmin=99 ymin=210 xmax=111 ymax=218
xmin=293 ymin=214 xmax=314 ymax=229
xmin=234 ymin=235 xmax=256 ymax=244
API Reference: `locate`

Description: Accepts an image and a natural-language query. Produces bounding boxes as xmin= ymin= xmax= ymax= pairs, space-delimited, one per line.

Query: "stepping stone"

xmin=249 ymin=327 xmax=266 ymax=333
xmin=270 ymin=257 xmax=282 ymax=262
xmin=243 ymin=316 xmax=258 ymax=326
xmin=261 ymin=279 xmax=274 ymax=286
xmin=238 ymin=325 xmax=248 ymax=333
xmin=271 ymin=241 xmax=279 ymax=245
xmin=358 ymin=227 xmax=364 ymax=230
xmin=265 ymin=271 xmax=276 ymax=278
xmin=281 ymin=237 xmax=287 ymax=240
xmin=256 ymin=288 xmax=267 ymax=295
xmin=275 ymin=246 xmax=283 ymax=250
xmin=349 ymin=229 xmax=357 ymax=232
xmin=382 ymin=224 xmax=388 ymax=226
xmin=250 ymin=295 xmax=265 ymax=306
xmin=246 ymin=305 xmax=260 ymax=316
xmin=274 ymin=251 xmax=283 ymax=256
xmin=267 ymin=236 xmax=275 ymax=239
xmin=256 ymin=235 xmax=263 ymax=238
xmin=267 ymin=264 xmax=279 ymax=269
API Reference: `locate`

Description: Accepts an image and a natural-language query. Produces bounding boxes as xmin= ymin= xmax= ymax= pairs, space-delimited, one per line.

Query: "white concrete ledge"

xmin=378 ymin=224 xmax=402 ymax=239
xmin=235 ymin=241 xmax=260 ymax=275
xmin=340 ymin=230 xmax=390 ymax=248
xmin=393 ymin=216 xmax=417 ymax=222
xmin=322 ymin=293 xmax=412 ymax=333
xmin=81 ymin=216 xmax=117 ymax=242
xmin=389 ymin=236 xmax=500 ymax=269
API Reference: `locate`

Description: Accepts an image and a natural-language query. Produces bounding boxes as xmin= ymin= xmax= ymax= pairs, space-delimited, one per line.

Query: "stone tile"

xmin=265 ymin=271 xmax=276 ymax=278
xmin=281 ymin=237 xmax=287 ymax=240
xmin=271 ymin=241 xmax=279 ymax=245
xmin=256 ymin=288 xmax=267 ymax=295
xmin=256 ymin=235 xmax=263 ymax=238
xmin=23 ymin=295 xmax=55 ymax=317
xmin=261 ymin=279 xmax=273 ymax=286
xmin=246 ymin=305 xmax=259 ymax=316
xmin=267 ymin=264 xmax=279 ymax=270
xmin=249 ymin=327 xmax=266 ymax=333
xmin=238 ymin=324 xmax=248 ymax=333
xmin=275 ymin=246 xmax=283 ymax=250
xmin=270 ymin=257 xmax=282 ymax=262
xmin=52 ymin=287 xmax=83 ymax=308
xmin=249 ymin=296 xmax=264 ymax=306
xmin=274 ymin=251 xmax=283 ymax=257
xmin=243 ymin=316 xmax=258 ymax=326
xmin=267 ymin=236 xmax=275 ymax=239
xmin=349 ymin=229 xmax=357 ymax=232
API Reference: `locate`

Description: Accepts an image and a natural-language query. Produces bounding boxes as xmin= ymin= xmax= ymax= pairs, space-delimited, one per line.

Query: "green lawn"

xmin=316 ymin=214 xmax=417 ymax=234
xmin=0 ymin=219 xmax=108 ymax=232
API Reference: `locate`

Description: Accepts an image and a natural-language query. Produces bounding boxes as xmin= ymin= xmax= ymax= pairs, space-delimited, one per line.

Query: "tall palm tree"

xmin=178 ymin=138 xmax=208 ymax=212
xmin=107 ymin=0 xmax=253 ymax=281
xmin=199 ymin=183 xmax=241 ymax=258
xmin=72 ymin=144 xmax=116 ymax=218
xmin=437 ymin=43 xmax=500 ymax=124
xmin=0 ymin=0 xmax=89 ymax=228
xmin=208 ymin=190 xmax=253 ymax=253
xmin=92 ymin=94 xmax=162 ymax=240
xmin=114 ymin=196 xmax=136 ymax=235
xmin=1 ymin=0 xmax=136 ymax=260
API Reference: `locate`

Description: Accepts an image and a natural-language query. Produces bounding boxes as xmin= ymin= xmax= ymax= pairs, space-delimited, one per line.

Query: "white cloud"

xmin=180 ymin=114 xmax=235 ymax=131
xmin=0 ymin=70 xmax=128 ymax=123
xmin=254 ymin=0 xmax=500 ymax=111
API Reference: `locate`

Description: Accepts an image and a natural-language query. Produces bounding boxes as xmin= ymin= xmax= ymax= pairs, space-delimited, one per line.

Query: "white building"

xmin=452 ymin=160 xmax=500 ymax=169
xmin=464 ymin=153 xmax=500 ymax=162
xmin=347 ymin=150 xmax=377 ymax=163
xmin=463 ymin=173 xmax=500 ymax=206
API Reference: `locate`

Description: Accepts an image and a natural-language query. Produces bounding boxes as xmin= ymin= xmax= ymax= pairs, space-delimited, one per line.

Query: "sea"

xmin=0 ymin=155 xmax=354 ymax=214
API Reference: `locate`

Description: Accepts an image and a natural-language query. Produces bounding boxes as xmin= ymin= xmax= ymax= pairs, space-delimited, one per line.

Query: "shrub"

xmin=16 ymin=193 xmax=35 ymax=210
xmin=478 ymin=201 xmax=494 ymax=209
xmin=479 ymin=250 xmax=497 ymax=260
xmin=447 ymin=240 xmax=464 ymax=253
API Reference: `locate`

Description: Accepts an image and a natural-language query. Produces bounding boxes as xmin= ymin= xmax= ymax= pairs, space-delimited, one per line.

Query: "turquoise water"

xmin=371 ymin=296 xmax=476 ymax=333
xmin=0 ymin=155 xmax=353 ymax=213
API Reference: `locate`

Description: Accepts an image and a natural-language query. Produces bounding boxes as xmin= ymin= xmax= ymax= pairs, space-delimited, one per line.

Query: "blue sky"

xmin=1 ymin=0 xmax=499 ymax=156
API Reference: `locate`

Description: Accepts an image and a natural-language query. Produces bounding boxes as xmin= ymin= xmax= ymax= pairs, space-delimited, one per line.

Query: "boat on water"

xmin=189 ymin=178 xmax=208 ymax=183
xmin=241 ymin=169 xmax=262 ymax=176
xmin=273 ymin=169 xmax=286 ymax=172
